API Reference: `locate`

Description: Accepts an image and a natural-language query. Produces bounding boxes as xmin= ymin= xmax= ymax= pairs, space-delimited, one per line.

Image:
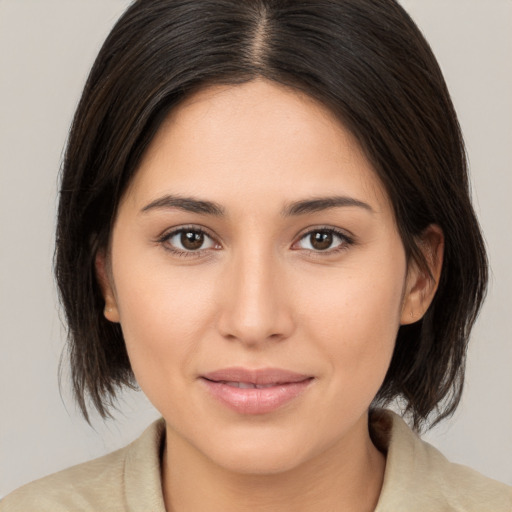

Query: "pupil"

xmin=181 ymin=231 xmax=204 ymax=250
xmin=311 ymin=231 xmax=332 ymax=250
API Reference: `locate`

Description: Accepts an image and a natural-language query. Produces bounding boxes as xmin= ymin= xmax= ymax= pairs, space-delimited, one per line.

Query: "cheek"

xmin=112 ymin=256 xmax=218 ymax=394
xmin=299 ymin=258 xmax=405 ymax=334
xmin=297 ymin=256 xmax=405 ymax=393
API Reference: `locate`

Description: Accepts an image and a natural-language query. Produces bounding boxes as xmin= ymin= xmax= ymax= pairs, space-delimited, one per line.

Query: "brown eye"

xmin=310 ymin=231 xmax=333 ymax=250
xmin=295 ymin=229 xmax=349 ymax=252
xmin=181 ymin=230 xmax=205 ymax=250
xmin=165 ymin=228 xmax=217 ymax=252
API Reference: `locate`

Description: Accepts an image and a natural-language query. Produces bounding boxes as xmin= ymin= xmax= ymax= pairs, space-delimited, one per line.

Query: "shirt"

xmin=1 ymin=410 xmax=510 ymax=511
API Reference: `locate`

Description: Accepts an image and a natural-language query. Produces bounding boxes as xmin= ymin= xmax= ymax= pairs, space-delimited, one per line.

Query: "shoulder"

xmin=0 ymin=419 xmax=166 ymax=512
xmin=0 ymin=446 xmax=127 ymax=512
xmin=372 ymin=409 xmax=512 ymax=512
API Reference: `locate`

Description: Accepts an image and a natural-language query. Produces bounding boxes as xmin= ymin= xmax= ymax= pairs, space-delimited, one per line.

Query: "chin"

xmin=212 ymin=445 xmax=310 ymax=476
xmin=193 ymin=424 xmax=322 ymax=476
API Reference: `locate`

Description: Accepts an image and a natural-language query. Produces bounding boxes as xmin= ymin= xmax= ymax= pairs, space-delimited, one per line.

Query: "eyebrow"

xmin=141 ymin=195 xmax=225 ymax=216
xmin=282 ymin=196 xmax=374 ymax=216
xmin=140 ymin=194 xmax=373 ymax=217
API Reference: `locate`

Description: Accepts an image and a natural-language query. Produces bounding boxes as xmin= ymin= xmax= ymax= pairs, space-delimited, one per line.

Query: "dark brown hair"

xmin=56 ymin=0 xmax=487 ymax=429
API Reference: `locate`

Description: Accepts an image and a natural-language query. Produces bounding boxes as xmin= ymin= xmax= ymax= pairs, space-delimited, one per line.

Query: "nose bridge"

xmin=218 ymin=243 xmax=293 ymax=344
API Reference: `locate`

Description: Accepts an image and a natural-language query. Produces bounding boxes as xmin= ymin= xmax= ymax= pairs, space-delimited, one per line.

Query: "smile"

xmin=223 ymin=381 xmax=278 ymax=389
xmin=200 ymin=367 xmax=314 ymax=415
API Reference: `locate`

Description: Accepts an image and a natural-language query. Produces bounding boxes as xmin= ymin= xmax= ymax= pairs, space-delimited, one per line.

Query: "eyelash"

xmin=157 ymin=225 xmax=220 ymax=259
xmin=156 ymin=225 xmax=355 ymax=258
xmin=292 ymin=227 xmax=355 ymax=255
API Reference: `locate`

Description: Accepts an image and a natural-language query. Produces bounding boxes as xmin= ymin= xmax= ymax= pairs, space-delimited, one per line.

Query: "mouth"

xmin=200 ymin=367 xmax=314 ymax=415
xmin=214 ymin=381 xmax=282 ymax=389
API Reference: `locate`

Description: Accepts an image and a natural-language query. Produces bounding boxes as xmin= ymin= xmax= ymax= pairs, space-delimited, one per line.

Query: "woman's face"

xmin=100 ymin=79 xmax=428 ymax=474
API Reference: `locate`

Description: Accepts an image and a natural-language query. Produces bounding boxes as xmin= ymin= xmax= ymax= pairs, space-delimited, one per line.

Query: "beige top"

xmin=2 ymin=410 xmax=510 ymax=511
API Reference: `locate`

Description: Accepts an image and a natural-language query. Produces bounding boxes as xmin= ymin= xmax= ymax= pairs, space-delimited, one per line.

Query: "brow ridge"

xmin=282 ymin=196 xmax=373 ymax=216
xmin=141 ymin=194 xmax=372 ymax=217
xmin=141 ymin=194 xmax=225 ymax=216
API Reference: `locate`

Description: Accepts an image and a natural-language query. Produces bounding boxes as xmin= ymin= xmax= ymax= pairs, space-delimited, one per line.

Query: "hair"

xmin=56 ymin=0 xmax=487 ymax=430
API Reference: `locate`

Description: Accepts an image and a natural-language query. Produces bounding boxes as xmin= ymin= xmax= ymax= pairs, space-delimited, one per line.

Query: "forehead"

xmin=122 ymin=79 xmax=391 ymax=216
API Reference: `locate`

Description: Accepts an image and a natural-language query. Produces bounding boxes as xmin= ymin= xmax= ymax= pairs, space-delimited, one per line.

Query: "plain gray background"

xmin=1 ymin=0 xmax=511 ymax=497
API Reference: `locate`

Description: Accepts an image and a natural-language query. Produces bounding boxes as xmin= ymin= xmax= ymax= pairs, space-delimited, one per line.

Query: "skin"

xmin=97 ymin=79 xmax=443 ymax=512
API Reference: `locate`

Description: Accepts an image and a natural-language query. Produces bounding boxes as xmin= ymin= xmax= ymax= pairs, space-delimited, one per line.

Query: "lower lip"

xmin=201 ymin=378 xmax=313 ymax=415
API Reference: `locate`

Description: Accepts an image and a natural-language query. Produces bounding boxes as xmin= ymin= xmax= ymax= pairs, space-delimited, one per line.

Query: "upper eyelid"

xmin=156 ymin=224 xmax=354 ymax=249
xmin=158 ymin=225 xmax=218 ymax=242
xmin=294 ymin=225 xmax=354 ymax=242
xmin=157 ymin=226 xmax=220 ymax=257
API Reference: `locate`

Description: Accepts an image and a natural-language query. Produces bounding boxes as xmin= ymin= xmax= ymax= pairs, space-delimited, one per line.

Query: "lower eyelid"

xmin=172 ymin=231 xmax=215 ymax=246
xmin=156 ymin=226 xmax=220 ymax=252
xmin=156 ymin=226 xmax=353 ymax=256
xmin=294 ymin=228 xmax=354 ymax=250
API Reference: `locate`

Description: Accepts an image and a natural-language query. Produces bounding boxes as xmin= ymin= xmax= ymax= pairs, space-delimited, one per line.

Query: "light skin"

xmin=97 ymin=79 xmax=443 ymax=512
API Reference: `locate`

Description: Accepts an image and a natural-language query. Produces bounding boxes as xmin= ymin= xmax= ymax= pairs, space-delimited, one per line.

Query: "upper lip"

xmin=201 ymin=367 xmax=312 ymax=386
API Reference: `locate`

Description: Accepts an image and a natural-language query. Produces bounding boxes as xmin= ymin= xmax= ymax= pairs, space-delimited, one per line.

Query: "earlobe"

xmin=401 ymin=225 xmax=444 ymax=325
xmin=95 ymin=250 xmax=120 ymax=323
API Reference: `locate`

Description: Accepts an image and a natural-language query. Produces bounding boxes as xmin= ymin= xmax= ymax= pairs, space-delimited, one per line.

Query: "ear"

xmin=401 ymin=224 xmax=444 ymax=325
xmin=95 ymin=250 xmax=120 ymax=323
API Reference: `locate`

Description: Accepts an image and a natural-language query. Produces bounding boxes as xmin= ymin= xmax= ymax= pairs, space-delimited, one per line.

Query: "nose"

xmin=216 ymin=247 xmax=295 ymax=346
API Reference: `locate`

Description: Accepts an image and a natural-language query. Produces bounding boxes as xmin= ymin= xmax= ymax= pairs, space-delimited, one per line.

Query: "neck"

xmin=161 ymin=414 xmax=385 ymax=512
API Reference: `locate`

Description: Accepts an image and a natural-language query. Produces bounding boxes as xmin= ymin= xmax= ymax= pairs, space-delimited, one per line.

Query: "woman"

xmin=2 ymin=0 xmax=510 ymax=510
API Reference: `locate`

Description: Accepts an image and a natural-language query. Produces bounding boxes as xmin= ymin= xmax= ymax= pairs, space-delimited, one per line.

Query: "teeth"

xmin=223 ymin=381 xmax=276 ymax=389
xmin=223 ymin=381 xmax=255 ymax=388
xmin=238 ymin=382 xmax=255 ymax=389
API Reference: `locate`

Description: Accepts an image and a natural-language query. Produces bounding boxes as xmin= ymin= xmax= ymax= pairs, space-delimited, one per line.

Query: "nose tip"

xmin=221 ymin=304 xmax=290 ymax=345
xmin=216 ymin=255 xmax=295 ymax=346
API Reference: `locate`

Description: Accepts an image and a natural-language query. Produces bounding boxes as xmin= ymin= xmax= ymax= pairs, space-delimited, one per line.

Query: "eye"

xmin=161 ymin=227 xmax=219 ymax=254
xmin=294 ymin=228 xmax=352 ymax=252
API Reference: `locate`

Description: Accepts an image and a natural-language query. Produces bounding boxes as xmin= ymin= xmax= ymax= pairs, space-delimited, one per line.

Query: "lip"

xmin=200 ymin=367 xmax=314 ymax=415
